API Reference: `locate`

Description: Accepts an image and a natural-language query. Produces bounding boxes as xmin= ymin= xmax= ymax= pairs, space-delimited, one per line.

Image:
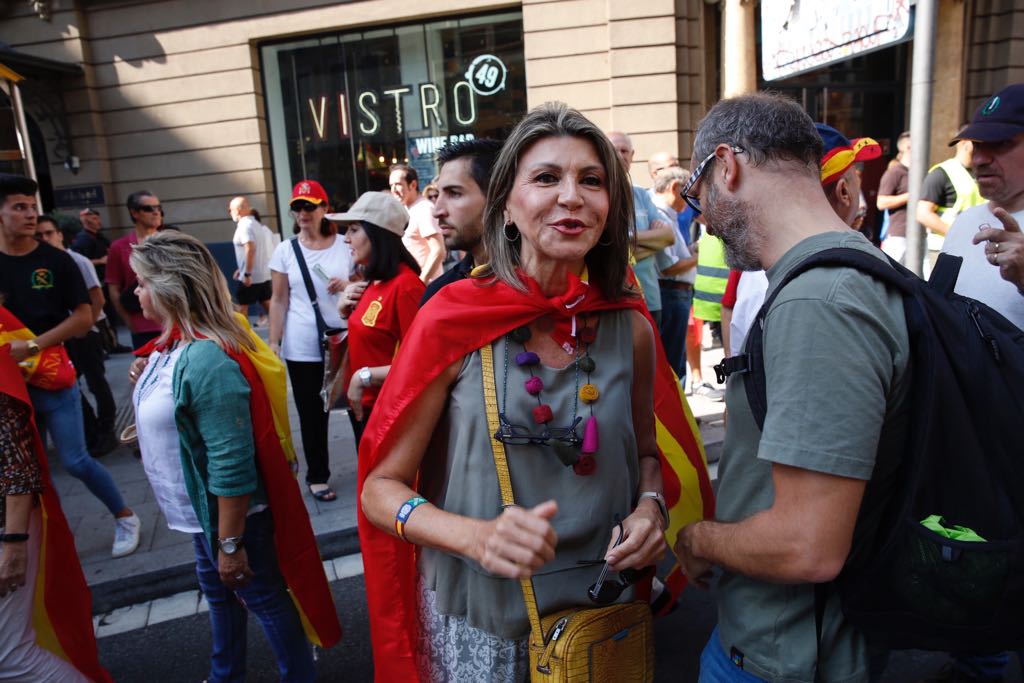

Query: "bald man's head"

xmin=607 ymin=131 xmax=634 ymax=171
xmin=229 ymin=196 xmax=252 ymax=222
xmin=648 ymin=151 xmax=680 ymax=180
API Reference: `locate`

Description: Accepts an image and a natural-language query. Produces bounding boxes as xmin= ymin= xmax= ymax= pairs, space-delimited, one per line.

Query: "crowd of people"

xmin=0 ymin=80 xmax=1021 ymax=682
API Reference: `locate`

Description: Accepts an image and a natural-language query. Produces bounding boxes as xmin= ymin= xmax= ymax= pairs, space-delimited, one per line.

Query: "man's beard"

xmin=704 ymin=181 xmax=763 ymax=271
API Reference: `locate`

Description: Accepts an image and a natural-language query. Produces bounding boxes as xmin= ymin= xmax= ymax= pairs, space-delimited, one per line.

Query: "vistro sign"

xmin=761 ymin=0 xmax=911 ymax=81
xmin=305 ymin=55 xmax=509 ymax=141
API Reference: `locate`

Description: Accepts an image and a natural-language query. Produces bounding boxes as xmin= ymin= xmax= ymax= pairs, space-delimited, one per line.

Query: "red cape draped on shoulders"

xmin=0 ymin=343 xmax=111 ymax=682
xmin=357 ymin=272 xmax=714 ymax=681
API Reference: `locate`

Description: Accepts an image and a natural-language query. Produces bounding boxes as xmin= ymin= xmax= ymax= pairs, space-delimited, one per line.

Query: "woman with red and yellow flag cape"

xmin=0 ymin=333 xmax=111 ymax=682
xmin=358 ymin=102 xmax=714 ymax=681
xmin=129 ymin=232 xmax=340 ymax=682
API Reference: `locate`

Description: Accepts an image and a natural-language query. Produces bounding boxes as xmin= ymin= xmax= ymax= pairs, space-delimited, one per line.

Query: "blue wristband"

xmin=395 ymin=497 xmax=428 ymax=541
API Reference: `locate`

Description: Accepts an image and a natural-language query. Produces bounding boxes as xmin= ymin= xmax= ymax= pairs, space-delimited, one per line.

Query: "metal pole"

xmin=905 ymin=0 xmax=938 ymax=277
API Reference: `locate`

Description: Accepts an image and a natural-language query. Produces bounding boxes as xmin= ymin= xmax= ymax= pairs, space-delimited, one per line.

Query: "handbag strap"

xmin=480 ymin=341 xmax=546 ymax=647
xmin=290 ymin=237 xmax=328 ymax=358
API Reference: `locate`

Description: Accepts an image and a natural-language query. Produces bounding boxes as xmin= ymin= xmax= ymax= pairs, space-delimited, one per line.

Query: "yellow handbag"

xmin=480 ymin=344 xmax=655 ymax=682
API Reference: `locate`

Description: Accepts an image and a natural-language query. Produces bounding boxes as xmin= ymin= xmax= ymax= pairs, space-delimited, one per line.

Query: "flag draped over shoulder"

xmin=0 ymin=306 xmax=76 ymax=391
xmin=0 ymin=344 xmax=111 ymax=682
xmin=357 ymin=272 xmax=714 ymax=682
xmin=137 ymin=317 xmax=341 ymax=648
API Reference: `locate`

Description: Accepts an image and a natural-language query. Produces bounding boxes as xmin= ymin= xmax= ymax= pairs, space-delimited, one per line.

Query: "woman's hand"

xmin=0 ymin=543 xmax=28 ymax=597
xmin=326 ymin=277 xmax=347 ymax=295
xmin=218 ymin=548 xmax=254 ymax=590
xmin=128 ymin=355 xmax=148 ymax=385
xmin=473 ymin=500 xmax=559 ymax=579
xmin=347 ymin=373 xmax=365 ymax=421
xmin=338 ymin=281 xmax=368 ymax=319
xmin=604 ymin=500 xmax=666 ymax=571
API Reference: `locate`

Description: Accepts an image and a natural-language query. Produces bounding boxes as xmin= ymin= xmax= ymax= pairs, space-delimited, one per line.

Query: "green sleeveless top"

xmin=418 ymin=309 xmax=641 ymax=639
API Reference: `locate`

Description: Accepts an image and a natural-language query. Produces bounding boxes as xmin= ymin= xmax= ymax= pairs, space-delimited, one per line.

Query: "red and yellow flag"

xmin=0 ymin=341 xmax=111 ymax=682
xmin=357 ymin=271 xmax=714 ymax=681
xmin=0 ymin=306 xmax=76 ymax=391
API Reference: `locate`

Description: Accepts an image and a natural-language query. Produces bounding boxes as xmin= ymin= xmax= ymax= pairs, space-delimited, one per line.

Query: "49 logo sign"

xmin=465 ymin=55 xmax=507 ymax=97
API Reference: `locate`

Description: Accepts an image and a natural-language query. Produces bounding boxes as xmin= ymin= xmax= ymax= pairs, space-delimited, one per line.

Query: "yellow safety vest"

xmin=693 ymin=234 xmax=728 ymax=322
xmin=925 ymin=159 xmax=985 ymax=250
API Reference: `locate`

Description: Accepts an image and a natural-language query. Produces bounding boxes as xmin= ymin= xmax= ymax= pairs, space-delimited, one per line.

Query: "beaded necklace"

xmin=499 ymin=317 xmax=601 ymax=476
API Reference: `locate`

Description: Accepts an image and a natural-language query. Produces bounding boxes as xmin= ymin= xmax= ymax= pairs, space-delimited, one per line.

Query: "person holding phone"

xmin=267 ymin=180 xmax=351 ymax=502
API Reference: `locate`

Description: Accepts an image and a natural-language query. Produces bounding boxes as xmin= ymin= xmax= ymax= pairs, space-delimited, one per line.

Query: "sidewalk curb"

xmin=90 ymin=526 xmax=361 ymax=615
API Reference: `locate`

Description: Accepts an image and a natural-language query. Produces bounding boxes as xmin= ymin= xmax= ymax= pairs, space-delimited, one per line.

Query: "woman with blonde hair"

xmin=358 ymin=102 xmax=711 ymax=679
xmin=130 ymin=231 xmax=340 ymax=682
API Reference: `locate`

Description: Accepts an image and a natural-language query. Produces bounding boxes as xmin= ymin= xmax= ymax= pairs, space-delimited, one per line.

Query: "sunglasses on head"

xmin=136 ymin=204 xmax=162 ymax=214
xmin=290 ymin=200 xmax=320 ymax=213
xmin=586 ymin=515 xmax=655 ymax=605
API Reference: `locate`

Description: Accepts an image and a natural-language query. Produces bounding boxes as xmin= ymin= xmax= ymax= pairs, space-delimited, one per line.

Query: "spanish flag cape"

xmin=137 ymin=318 xmax=341 ymax=648
xmin=357 ymin=271 xmax=715 ymax=681
xmin=0 ymin=306 xmax=76 ymax=390
xmin=0 ymin=346 xmax=111 ymax=682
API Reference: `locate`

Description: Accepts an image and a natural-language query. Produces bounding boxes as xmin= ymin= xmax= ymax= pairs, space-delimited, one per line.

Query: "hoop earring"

xmin=597 ymin=232 xmax=613 ymax=247
xmin=503 ymin=221 xmax=520 ymax=242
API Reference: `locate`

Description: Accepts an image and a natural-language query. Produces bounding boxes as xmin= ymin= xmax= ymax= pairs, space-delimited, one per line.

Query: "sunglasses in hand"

xmin=587 ymin=515 xmax=655 ymax=605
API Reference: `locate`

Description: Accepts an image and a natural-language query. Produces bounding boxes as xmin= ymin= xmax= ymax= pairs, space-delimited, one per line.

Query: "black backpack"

xmin=716 ymin=248 xmax=1024 ymax=653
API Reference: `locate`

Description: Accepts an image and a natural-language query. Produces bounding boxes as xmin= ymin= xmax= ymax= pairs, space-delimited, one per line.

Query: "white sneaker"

xmin=692 ymin=382 xmax=725 ymax=402
xmin=112 ymin=513 xmax=141 ymax=558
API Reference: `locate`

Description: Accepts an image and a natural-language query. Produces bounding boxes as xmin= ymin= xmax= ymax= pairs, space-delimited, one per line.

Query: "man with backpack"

xmin=673 ymin=93 xmax=912 ymax=682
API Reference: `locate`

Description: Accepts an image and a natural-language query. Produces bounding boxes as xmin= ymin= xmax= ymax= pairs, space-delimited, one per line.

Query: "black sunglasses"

xmin=290 ymin=200 xmax=320 ymax=213
xmin=136 ymin=204 xmax=162 ymax=214
xmin=493 ymin=413 xmax=582 ymax=449
xmin=680 ymin=145 xmax=746 ymax=215
xmin=587 ymin=516 xmax=655 ymax=605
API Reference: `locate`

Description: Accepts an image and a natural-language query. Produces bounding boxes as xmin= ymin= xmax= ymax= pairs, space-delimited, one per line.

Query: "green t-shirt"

xmin=715 ymin=230 xmax=911 ymax=682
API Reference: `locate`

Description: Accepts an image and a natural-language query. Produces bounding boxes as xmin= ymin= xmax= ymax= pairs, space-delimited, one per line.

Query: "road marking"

xmin=93 ymin=553 xmax=365 ymax=638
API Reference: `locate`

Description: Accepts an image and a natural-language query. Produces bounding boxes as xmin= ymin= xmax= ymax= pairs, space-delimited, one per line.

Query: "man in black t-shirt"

xmin=0 ymin=173 xmax=140 ymax=558
xmin=877 ymin=131 xmax=911 ymax=262
xmin=70 ymin=208 xmax=109 ymax=280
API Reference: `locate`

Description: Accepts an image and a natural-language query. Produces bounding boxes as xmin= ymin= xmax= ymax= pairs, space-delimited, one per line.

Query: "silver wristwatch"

xmin=358 ymin=366 xmax=372 ymax=387
xmin=638 ymin=491 xmax=669 ymax=528
xmin=217 ymin=536 xmax=245 ymax=555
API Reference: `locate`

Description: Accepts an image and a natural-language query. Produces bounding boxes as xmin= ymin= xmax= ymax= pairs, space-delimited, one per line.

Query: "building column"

xmin=720 ymin=0 xmax=757 ymax=97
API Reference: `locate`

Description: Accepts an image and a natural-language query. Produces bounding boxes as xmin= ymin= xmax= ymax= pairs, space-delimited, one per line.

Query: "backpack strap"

xmin=290 ymin=237 xmax=329 ymax=360
xmin=717 ymin=247 xmax=919 ymax=431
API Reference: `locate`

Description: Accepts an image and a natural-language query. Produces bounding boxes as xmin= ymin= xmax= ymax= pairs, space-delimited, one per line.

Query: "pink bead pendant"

xmin=582 ymin=415 xmax=599 ymax=454
xmin=525 ymin=376 xmax=544 ymax=395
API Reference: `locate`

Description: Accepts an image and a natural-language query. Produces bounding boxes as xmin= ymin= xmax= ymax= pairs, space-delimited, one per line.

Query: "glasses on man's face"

xmin=290 ymin=201 xmax=320 ymax=214
xmin=137 ymin=204 xmax=162 ymax=214
xmin=493 ymin=413 xmax=582 ymax=447
xmin=680 ymin=146 xmax=745 ymax=215
xmin=587 ymin=515 xmax=655 ymax=605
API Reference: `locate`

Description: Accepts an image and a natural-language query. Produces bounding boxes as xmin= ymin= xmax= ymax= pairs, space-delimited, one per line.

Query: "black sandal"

xmin=308 ymin=485 xmax=337 ymax=502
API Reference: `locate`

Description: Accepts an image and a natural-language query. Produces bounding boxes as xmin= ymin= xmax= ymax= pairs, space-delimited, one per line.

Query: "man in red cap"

xmin=941 ymin=82 xmax=1024 ymax=331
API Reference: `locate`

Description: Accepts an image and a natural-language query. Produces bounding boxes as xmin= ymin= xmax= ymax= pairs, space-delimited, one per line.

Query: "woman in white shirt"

xmin=268 ymin=180 xmax=352 ymax=502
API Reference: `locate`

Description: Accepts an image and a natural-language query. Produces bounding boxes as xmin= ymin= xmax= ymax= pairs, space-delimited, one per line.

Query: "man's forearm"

xmin=107 ymin=283 xmax=133 ymax=329
xmin=421 ymin=236 xmax=444 ymax=281
xmin=244 ymin=243 xmax=255 ymax=274
xmin=636 ymin=222 xmax=675 ymax=250
xmin=876 ymin=193 xmax=908 ymax=211
xmin=35 ymin=306 xmax=91 ymax=348
xmin=916 ymin=202 xmax=949 ymax=236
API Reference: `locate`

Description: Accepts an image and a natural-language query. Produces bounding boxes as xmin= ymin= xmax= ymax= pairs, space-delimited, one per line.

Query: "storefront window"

xmin=261 ymin=11 xmax=526 ymax=223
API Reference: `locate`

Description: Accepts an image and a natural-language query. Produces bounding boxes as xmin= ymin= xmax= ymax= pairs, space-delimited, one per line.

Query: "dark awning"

xmin=0 ymin=43 xmax=82 ymax=81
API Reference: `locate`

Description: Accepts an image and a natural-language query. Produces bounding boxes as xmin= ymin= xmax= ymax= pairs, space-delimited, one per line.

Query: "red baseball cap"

xmin=290 ymin=180 xmax=329 ymax=210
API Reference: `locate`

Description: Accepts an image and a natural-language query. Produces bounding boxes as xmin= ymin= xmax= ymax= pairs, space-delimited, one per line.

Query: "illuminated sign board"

xmin=761 ymin=0 xmax=912 ymax=81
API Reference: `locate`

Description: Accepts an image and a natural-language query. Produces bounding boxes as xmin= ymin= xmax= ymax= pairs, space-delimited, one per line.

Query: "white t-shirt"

xmin=268 ymin=236 xmax=351 ymax=362
xmin=233 ymin=215 xmax=272 ymax=283
xmin=67 ymin=248 xmax=106 ymax=328
xmin=942 ymin=203 xmax=1024 ymax=330
xmin=402 ymin=196 xmax=444 ymax=282
xmin=134 ymin=344 xmax=203 ymax=534
xmin=729 ymin=270 xmax=769 ymax=357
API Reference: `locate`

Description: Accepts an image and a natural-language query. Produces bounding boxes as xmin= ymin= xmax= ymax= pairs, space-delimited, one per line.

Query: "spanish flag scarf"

xmin=0 ymin=346 xmax=111 ymax=682
xmin=357 ymin=271 xmax=714 ymax=681
xmin=137 ymin=318 xmax=341 ymax=648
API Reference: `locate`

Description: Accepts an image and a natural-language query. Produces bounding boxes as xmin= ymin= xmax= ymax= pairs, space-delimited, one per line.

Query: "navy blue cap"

xmin=951 ymin=83 xmax=1024 ymax=145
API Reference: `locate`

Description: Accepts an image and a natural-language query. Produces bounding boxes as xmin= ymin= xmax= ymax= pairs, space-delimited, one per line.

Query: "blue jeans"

xmin=698 ymin=628 xmax=767 ymax=682
xmin=28 ymin=384 xmax=126 ymax=515
xmin=659 ymin=285 xmax=693 ymax=381
xmin=192 ymin=510 xmax=315 ymax=683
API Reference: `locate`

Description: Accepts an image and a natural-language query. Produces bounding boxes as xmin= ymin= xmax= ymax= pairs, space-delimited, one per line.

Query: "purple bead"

xmin=582 ymin=415 xmax=599 ymax=454
xmin=515 ymin=351 xmax=540 ymax=366
xmin=525 ymin=376 xmax=544 ymax=395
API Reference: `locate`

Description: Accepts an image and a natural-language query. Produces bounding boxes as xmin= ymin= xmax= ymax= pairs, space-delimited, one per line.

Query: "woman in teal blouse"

xmin=130 ymin=232 xmax=316 ymax=683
